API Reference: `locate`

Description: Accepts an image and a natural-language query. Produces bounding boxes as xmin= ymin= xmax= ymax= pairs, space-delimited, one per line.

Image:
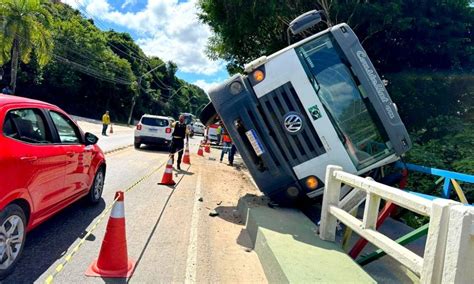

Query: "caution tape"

xmin=44 ymin=194 xmax=120 ymax=284
xmin=44 ymin=149 xmax=184 ymax=284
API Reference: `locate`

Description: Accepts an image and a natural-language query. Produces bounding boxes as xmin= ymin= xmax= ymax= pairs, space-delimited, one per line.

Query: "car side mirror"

xmin=84 ymin=132 xmax=99 ymax=145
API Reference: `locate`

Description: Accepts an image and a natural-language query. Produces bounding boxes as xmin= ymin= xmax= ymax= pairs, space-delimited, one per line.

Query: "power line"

xmin=53 ymin=54 xmax=132 ymax=85
xmin=72 ymin=0 xmax=174 ymax=91
xmin=73 ymin=0 xmax=150 ymax=63
xmin=57 ymin=43 xmax=129 ymax=75
xmin=14 ymin=32 xmax=133 ymax=85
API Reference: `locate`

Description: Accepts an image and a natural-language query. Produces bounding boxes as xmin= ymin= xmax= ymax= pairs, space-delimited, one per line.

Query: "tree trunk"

xmin=10 ymin=37 xmax=19 ymax=94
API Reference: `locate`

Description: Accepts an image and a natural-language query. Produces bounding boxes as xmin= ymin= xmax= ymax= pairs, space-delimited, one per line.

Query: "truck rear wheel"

xmin=199 ymin=103 xmax=218 ymax=126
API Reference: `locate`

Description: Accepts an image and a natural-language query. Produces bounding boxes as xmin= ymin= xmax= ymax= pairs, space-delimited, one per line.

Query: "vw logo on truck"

xmin=283 ymin=113 xmax=303 ymax=133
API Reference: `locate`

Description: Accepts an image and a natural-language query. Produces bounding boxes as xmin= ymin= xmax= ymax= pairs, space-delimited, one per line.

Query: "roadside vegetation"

xmin=198 ymin=0 xmax=474 ymax=225
xmin=0 ymin=0 xmax=209 ymax=123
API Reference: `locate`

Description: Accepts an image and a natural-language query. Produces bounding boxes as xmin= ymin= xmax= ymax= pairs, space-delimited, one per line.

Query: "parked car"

xmin=207 ymin=123 xmax=220 ymax=144
xmin=134 ymin=114 xmax=173 ymax=148
xmin=193 ymin=122 xmax=205 ymax=136
xmin=0 ymin=95 xmax=106 ymax=278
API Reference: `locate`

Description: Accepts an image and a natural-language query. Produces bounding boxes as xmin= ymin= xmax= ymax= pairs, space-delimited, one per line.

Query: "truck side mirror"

xmin=287 ymin=10 xmax=324 ymax=45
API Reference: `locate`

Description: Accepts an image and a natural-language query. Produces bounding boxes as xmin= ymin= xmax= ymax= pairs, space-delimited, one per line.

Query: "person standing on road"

xmin=101 ymin=111 xmax=111 ymax=136
xmin=170 ymin=115 xmax=188 ymax=170
xmin=216 ymin=123 xmax=223 ymax=146
xmin=228 ymin=143 xmax=237 ymax=166
xmin=220 ymin=128 xmax=232 ymax=163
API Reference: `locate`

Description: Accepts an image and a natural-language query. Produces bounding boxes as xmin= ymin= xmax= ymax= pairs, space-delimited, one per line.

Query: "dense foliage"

xmin=199 ymin=0 xmax=474 ymax=222
xmin=0 ymin=1 xmax=209 ymax=123
xmin=0 ymin=0 xmax=52 ymax=93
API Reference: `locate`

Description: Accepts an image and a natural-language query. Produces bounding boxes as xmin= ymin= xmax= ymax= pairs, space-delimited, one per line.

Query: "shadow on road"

xmin=213 ymin=206 xmax=243 ymax=225
xmin=136 ymin=145 xmax=170 ymax=153
xmin=4 ymin=199 xmax=106 ymax=283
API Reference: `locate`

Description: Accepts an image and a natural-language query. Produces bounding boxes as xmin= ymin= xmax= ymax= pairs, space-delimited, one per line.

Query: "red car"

xmin=0 ymin=95 xmax=106 ymax=277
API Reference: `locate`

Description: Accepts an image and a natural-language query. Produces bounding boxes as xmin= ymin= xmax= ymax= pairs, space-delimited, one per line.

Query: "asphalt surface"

xmin=4 ymin=142 xmax=178 ymax=283
xmin=73 ymin=116 xmax=135 ymax=153
xmin=96 ymin=133 xmax=134 ymax=153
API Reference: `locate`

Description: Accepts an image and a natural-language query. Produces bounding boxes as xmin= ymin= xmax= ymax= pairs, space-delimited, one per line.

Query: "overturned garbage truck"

xmin=200 ymin=11 xmax=412 ymax=205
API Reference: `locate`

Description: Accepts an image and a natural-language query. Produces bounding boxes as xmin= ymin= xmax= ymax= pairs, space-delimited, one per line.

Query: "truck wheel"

xmin=134 ymin=142 xmax=141 ymax=149
xmin=0 ymin=204 xmax=27 ymax=279
xmin=199 ymin=103 xmax=218 ymax=126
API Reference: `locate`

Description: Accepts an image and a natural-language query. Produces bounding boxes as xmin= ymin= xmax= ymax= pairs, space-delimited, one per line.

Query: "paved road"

xmin=5 ymin=144 xmax=172 ymax=283
xmin=4 ymin=136 xmax=266 ymax=283
xmin=73 ymin=116 xmax=135 ymax=153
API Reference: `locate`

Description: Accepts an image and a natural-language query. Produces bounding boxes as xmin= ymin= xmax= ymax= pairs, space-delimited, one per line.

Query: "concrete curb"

xmin=237 ymin=194 xmax=375 ymax=283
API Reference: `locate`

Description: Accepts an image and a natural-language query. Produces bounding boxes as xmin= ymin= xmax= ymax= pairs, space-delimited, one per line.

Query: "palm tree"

xmin=0 ymin=0 xmax=53 ymax=94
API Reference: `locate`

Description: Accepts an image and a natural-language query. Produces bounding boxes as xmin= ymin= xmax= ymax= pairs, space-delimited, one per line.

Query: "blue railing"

xmin=395 ymin=161 xmax=473 ymax=204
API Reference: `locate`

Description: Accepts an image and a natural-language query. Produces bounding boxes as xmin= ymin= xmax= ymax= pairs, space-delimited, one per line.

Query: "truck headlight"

xmin=305 ymin=176 xmax=319 ymax=190
xmin=229 ymin=81 xmax=243 ymax=95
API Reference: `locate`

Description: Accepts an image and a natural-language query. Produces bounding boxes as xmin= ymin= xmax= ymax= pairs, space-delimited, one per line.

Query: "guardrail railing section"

xmin=319 ymin=165 xmax=473 ymax=284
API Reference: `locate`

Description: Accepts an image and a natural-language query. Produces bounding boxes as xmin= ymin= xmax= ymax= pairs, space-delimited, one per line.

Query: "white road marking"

xmin=185 ymin=170 xmax=201 ymax=283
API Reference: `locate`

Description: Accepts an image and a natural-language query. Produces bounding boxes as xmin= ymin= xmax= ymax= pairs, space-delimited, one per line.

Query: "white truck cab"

xmin=201 ymin=20 xmax=411 ymax=205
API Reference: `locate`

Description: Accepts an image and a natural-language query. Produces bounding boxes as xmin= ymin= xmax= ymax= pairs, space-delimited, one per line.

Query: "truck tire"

xmin=199 ymin=103 xmax=218 ymax=126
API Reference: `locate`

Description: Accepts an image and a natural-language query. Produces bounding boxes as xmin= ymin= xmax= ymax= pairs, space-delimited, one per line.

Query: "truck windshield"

xmin=297 ymin=34 xmax=394 ymax=170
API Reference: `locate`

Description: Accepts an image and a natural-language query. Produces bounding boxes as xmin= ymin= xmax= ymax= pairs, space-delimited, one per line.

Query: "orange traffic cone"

xmin=205 ymin=143 xmax=211 ymax=153
xmin=159 ymin=157 xmax=176 ymax=185
xmin=109 ymin=124 xmax=114 ymax=134
xmin=197 ymin=144 xmax=204 ymax=157
xmin=86 ymin=191 xmax=135 ymax=278
xmin=183 ymin=144 xmax=191 ymax=165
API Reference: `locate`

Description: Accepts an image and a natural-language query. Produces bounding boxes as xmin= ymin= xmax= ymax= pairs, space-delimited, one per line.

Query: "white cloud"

xmin=121 ymin=0 xmax=136 ymax=9
xmin=192 ymin=79 xmax=222 ymax=93
xmin=62 ymin=0 xmax=224 ymax=76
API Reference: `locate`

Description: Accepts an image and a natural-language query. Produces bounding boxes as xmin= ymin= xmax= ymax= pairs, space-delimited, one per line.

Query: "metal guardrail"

xmin=395 ymin=161 xmax=473 ymax=204
xmin=319 ymin=165 xmax=473 ymax=284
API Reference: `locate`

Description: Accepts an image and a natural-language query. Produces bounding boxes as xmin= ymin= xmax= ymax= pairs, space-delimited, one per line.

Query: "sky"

xmin=61 ymin=0 xmax=227 ymax=93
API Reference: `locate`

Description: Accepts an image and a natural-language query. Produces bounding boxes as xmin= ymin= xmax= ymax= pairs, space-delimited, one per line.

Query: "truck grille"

xmin=257 ymin=82 xmax=325 ymax=167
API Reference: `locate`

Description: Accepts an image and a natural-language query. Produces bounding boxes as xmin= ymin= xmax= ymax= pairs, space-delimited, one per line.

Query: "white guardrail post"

xmin=319 ymin=165 xmax=343 ymax=242
xmin=441 ymin=205 xmax=474 ymax=283
xmin=319 ymin=165 xmax=471 ymax=284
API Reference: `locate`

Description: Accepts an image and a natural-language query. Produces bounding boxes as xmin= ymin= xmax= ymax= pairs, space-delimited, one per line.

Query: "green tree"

xmin=199 ymin=0 xmax=473 ymax=74
xmin=5 ymin=1 xmax=208 ymax=124
xmin=0 ymin=0 xmax=53 ymax=93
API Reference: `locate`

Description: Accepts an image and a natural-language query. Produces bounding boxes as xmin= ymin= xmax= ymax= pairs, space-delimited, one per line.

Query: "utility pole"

xmin=127 ymin=62 xmax=166 ymax=125
xmin=127 ymin=76 xmax=141 ymax=125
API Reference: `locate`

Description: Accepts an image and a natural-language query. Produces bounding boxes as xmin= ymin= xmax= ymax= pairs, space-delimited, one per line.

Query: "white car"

xmin=134 ymin=115 xmax=173 ymax=148
xmin=193 ymin=122 xmax=205 ymax=135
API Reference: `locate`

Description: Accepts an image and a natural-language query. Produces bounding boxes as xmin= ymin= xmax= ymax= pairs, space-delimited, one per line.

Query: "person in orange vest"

xmin=220 ymin=127 xmax=232 ymax=163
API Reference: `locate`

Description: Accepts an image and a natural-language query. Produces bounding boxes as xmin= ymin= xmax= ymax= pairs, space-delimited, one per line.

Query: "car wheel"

xmin=134 ymin=142 xmax=140 ymax=149
xmin=0 ymin=204 xmax=27 ymax=279
xmin=88 ymin=168 xmax=105 ymax=204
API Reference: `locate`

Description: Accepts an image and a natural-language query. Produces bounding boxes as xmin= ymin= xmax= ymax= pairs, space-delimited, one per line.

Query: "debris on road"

xmin=198 ymin=197 xmax=204 ymax=202
xmin=216 ymin=201 xmax=222 ymax=205
xmin=209 ymin=210 xmax=219 ymax=217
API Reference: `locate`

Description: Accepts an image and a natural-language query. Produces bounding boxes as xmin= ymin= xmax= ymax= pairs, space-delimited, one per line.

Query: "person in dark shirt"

xmin=170 ymin=115 xmax=188 ymax=170
xmin=2 ymin=85 xmax=13 ymax=95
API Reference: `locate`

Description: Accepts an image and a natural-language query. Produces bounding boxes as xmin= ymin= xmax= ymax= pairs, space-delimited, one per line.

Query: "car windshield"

xmin=297 ymin=34 xmax=394 ymax=170
xmin=141 ymin=117 xmax=169 ymax=127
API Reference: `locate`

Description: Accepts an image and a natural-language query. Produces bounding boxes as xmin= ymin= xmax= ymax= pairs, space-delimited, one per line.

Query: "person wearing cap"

xmin=101 ymin=111 xmax=111 ymax=136
xmin=170 ymin=114 xmax=188 ymax=170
